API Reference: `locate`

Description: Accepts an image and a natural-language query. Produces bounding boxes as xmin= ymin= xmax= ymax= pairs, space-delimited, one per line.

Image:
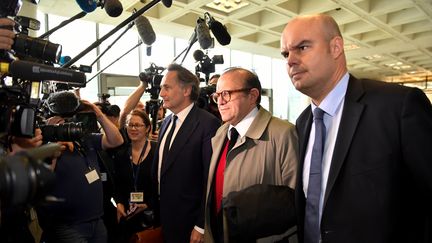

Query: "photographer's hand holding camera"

xmin=0 ymin=18 xmax=15 ymax=51
xmin=37 ymin=92 xmax=124 ymax=243
xmin=119 ymin=79 xmax=148 ymax=128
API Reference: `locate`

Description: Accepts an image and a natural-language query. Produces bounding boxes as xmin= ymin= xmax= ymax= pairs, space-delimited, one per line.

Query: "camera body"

xmin=139 ymin=63 xmax=165 ymax=100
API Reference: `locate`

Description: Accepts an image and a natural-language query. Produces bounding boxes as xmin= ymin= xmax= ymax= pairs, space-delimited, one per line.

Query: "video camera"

xmin=95 ymin=93 xmax=120 ymax=117
xmin=193 ymin=49 xmax=223 ymax=83
xmin=0 ymin=0 xmax=87 ymax=140
xmin=0 ymin=143 xmax=60 ymax=208
xmin=38 ymin=91 xmax=99 ymax=142
xmin=139 ymin=63 xmax=165 ymax=133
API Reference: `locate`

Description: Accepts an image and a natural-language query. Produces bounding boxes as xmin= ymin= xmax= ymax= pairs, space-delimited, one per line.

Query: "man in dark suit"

xmin=280 ymin=14 xmax=432 ymax=243
xmin=152 ymin=63 xmax=220 ymax=243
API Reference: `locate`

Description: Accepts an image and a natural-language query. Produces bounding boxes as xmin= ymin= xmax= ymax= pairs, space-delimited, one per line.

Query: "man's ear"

xmin=249 ymin=88 xmax=260 ymax=104
xmin=183 ymin=85 xmax=192 ymax=98
xmin=330 ymin=36 xmax=344 ymax=59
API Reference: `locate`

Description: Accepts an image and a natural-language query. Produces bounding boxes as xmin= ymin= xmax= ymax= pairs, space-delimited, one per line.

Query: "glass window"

xmin=271 ymin=58 xmax=308 ymax=122
xmin=252 ymin=54 xmax=271 ymax=89
xmin=143 ymin=33 xmax=174 ymax=69
xmin=98 ymin=23 xmax=140 ymax=76
xmin=46 ymin=14 xmax=98 ymax=100
xmin=231 ymin=50 xmax=252 ymax=69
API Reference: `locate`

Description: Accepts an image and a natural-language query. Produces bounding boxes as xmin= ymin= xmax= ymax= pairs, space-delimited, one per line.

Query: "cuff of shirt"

xmin=194 ymin=225 xmax=204 ymax=234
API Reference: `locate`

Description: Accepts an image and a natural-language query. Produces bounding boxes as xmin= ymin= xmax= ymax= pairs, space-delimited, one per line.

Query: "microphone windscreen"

xmin=209 ymin=21 xmax=231 ymax=46
xmin=104 ymin=0 xmax=123 ymax=17
xmin=75 ymin=0 xmax=97 ymax=13
xmin=161 ymin=0 xmax=172 ymax=7
xmin=46 ymin=91 xmax=80 ymax=116
xmin=193 ymin=50 xmax=205 ymax=61
xmin=135 ymin=15 xmax=156 ymax=46
xmin=59 ymin=56 xmax=72 ymax=66
xmin=196 ymin=18 xmax=212 ymax=50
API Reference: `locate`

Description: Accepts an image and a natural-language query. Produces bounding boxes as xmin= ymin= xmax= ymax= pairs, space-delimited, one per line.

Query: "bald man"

xmin=281 ymin=14 xmax=432 ymax=243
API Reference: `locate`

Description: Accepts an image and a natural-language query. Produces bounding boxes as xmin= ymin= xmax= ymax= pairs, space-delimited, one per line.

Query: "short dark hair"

xmin=127 ymin=109 xmax=151 ymax=132
xmin=167 ymin=63 xmax=200 ymax=101
xmin=221 ymin=67 xmax=262 ymax=105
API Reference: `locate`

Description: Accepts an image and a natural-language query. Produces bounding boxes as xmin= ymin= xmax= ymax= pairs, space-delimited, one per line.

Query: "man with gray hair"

xmin=152 ymin=63 xmax=220 ymax=243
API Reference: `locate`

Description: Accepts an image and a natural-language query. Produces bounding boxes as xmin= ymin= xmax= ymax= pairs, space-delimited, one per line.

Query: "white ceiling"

xmin=37 ymin=0 xmax=432 ymax=85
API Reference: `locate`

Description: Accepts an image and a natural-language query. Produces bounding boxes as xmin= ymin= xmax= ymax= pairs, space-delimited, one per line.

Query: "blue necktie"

xmin=304 ymin=108 xmax=326 ymax=243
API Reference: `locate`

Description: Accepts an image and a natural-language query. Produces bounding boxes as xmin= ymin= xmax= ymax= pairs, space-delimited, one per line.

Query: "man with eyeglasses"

xmin=152 ymin=63 xmax=220 ymax=243
xmin=204 ymin=67 xmax=298 ymax=242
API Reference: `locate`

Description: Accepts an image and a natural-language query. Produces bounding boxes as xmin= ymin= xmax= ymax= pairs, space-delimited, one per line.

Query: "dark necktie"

xmin=215 ymin=128 xmax=239 ymax=212
xmin=304 ymin=108 xmax=326 ymax=243
xmin=162 ymin=115 xmax=177 ymax=164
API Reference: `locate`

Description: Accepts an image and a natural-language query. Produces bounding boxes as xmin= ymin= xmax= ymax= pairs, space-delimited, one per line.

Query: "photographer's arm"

xmin=0 ymin=18 xmax=15 ymax=51
xmin=119 ymin=81 xmax=148 ymax=128
xmin=81 ymin=100 xmax=124 ymax=149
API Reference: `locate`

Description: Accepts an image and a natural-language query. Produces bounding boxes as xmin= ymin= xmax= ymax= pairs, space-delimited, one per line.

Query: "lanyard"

xmin=129 ymin=140 xmax=148 ymax=192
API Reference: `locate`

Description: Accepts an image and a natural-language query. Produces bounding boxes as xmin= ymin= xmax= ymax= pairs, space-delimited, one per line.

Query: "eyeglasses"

xmin=211 ymin=88 xmax=251 ymax=104
xmin=126 ymin=123 xmax=146 ymax=129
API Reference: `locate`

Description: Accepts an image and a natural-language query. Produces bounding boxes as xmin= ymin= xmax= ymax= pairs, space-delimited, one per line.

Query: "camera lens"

xmin=40 ymin=122 xmax=84 ymax=142
xmin=13 ymin=34 xmax=62 ymax=63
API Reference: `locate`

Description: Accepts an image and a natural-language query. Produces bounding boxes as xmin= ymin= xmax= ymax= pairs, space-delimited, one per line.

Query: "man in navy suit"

xmin=280 ymin=14 xmax=432 ymax=243
xmin=153 ymin=63 xmax=220 ymax=243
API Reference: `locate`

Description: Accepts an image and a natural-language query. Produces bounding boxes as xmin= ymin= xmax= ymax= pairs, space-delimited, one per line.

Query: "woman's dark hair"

xmin=127 ymin=109 xmax=152 ymax=134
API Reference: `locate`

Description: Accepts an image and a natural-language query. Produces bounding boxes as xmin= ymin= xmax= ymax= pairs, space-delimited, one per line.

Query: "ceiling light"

xmin=206 ymin=0 xmax=249 ymax=13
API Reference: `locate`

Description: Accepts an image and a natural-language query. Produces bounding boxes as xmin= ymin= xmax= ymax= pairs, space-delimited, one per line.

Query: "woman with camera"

xmin=110 ymin=109 xmax=157 ymax=242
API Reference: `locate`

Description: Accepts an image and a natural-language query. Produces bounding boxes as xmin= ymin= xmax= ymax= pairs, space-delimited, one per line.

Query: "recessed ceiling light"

xmin=206 ymin=0 xmax=249 ymax=13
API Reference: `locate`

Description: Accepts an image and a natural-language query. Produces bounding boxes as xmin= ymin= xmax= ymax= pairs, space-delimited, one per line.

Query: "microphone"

xmin=104 ymin=0 xmax=123 ymax=17
xmin=59 ymin=56 xmax=72 ymax=66
xmin=205 ymin=12 xmax=231 ymax=46
xmin=196 ymin=17 xmax=213 ymax=50
xmin=135 ymin=15 xmax=156 ymax=56
xmin=0 ymin=60 xmax=86 ymax=87
xmin=162 ymin=0 xmax=172 ymax=8
xmin=193 ymin=49 xmax=205 ymax=61
xmin=45 ymin=91 xmax=81 ymax=116
xmin=75 ymin=0 xmax=98 ymax=13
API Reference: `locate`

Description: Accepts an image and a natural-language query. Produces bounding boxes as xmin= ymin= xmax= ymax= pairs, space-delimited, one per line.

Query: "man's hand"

xmin=190 ymin=228 xmax=204 ymax=243
xmin=0 ymin=18 xmax=15 ymax=51
xmin=116 ymin=203 xmax=127 ymax=222
xmin=12 ymin=128 xmax=43 ymax=149
xmin=80 ymin=99 xmax=104 ymax=119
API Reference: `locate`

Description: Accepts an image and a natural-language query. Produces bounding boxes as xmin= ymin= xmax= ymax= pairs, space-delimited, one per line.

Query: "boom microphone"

xmin=205 ymin=12 xmax=231 ymax=46
xmin=193 ymin=49 xmax=205 ymax=61
xmin=104 ymin=0 xmax=123 ymax=17
xmin=75 ymin=0 xmax=98 ymax=13
xmin=135 ymin=15 xmax=156 ymax=56
xmin=162 ymin=0 xmax=172 ymax=8
xmin=196 ymin=17 xmax=212 ymax=50
xmin=0 ymin=60 xmax=86 ymax=87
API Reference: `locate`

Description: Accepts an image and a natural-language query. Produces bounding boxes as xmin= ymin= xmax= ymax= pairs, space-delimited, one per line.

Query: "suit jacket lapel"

xmin=160 ymin=105 xmax=199 ymax=176
xmin=323 ymin=76 xmax=365 ymax=206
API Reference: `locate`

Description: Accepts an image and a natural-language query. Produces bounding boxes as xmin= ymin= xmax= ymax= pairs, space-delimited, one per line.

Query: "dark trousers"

xmin=41 ymin=218 xmax=107 ymax=243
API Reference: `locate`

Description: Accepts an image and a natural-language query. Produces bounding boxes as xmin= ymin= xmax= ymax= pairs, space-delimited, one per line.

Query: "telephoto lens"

xmin=39 ymin=122 xmax=84 ymax=142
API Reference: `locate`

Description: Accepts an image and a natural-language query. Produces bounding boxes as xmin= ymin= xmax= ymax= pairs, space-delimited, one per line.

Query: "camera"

xmin=193 ymin=49 xmax=224 ymax=83
xmin=95 ymin=93 xmax=120 ymax=117
xmin=1 ymin=0 xmax=61 ymax=64
xmin=38 ymin=91 xmax=99 ymax=142
xmin=139 ymin=63 xmax=165 ymax=100
xmin=0 ymin=143 xmax=60 ymax=208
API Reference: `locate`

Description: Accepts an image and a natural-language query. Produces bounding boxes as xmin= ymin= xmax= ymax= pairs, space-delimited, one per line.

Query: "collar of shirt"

xmin=173 ymin=102 xmax=194 ymax=125
xmin=311 ymin=72 xmax=349 ymax=117
xmin=228 ymin=106 xmax=259 ymax=140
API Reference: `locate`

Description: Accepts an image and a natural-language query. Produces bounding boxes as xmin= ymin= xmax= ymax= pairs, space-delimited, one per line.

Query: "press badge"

xmin=85 ymin=169 xmax=100 ymax=184
xmin=130 ymin=192 xmax=144 ymax=203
